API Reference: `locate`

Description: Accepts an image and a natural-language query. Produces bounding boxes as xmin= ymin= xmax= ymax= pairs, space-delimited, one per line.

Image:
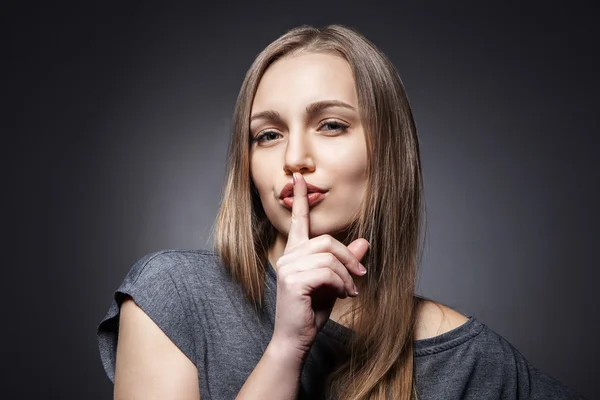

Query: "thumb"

xmin=347 ymin=238 xmax=370 ymax=262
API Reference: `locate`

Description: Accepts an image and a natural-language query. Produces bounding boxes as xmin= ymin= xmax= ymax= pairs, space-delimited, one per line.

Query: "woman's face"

xmin=249 ymin=51 xmax=368 ymax=240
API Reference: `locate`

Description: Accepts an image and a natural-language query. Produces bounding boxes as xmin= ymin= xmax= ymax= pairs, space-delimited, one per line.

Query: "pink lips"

xmin=279 ymin=181 xmax=327 ymax=209
xmin=282 ymin=192 xmax=326 ymax=209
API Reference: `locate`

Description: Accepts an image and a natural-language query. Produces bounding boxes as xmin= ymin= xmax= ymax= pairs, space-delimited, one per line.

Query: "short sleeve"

xmin=413 ymin=318 xmax=587 ymax=399
xmin=96 ymin=250 xmax=199 ymax=382
xmin=528 ymin=364 xmax=587 ymax=400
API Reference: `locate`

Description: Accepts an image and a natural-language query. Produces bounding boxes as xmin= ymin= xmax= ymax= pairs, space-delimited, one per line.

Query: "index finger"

xmin=284 ymin=172 xmax=310 ymax=252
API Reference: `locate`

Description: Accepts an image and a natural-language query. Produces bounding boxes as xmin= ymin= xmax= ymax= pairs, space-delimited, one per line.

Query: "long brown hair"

xmin=213 ymin=24 xmax=425 ymax=400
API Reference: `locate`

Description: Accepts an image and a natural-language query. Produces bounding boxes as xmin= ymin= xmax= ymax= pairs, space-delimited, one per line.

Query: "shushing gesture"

xmin=271 ymin=172 xmax=370 ymax=357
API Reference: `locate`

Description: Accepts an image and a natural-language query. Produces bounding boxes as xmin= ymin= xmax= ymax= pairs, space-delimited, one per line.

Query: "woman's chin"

xmin=307 ymin=222 xmax=353 ymax=240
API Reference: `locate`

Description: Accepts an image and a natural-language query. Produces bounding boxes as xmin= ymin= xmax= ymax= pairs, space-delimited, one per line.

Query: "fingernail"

xmin=359 ymin=263 xmax=367 ymax=274
xmin=293 ymin=173 xmax=297 ymax=184
xmin=353 ymin=284 xmax=359 ymax=296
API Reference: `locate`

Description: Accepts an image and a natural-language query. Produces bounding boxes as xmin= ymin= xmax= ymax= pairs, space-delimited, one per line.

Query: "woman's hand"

xmin=270 ymin=172 xmax=369 ymax=358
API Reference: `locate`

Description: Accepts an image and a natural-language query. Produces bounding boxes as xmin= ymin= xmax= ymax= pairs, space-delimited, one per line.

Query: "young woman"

xmin=97 ymin=25 xmax=584 ymax=399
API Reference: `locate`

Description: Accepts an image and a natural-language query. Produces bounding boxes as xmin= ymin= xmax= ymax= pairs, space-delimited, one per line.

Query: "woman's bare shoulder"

xmin=413 ymin=299 xmax=469 ymax=341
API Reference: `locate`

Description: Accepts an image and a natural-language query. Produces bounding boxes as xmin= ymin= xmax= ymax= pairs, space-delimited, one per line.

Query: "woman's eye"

xmin=320 ymin=121 xmax=349 ymax=132
xmin=252 ymin=131 xmax=281 ymax=144
xmin=251 ymin=121 xmax=349 ymax=144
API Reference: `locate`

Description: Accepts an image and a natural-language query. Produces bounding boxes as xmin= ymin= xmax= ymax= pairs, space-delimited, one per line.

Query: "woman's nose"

xmin=283 ymin=132 xmax=315 ymax=175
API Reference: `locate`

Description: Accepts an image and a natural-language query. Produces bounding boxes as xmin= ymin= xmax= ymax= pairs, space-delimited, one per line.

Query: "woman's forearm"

xmin=235 ymin=340 xmax=306 ymax=400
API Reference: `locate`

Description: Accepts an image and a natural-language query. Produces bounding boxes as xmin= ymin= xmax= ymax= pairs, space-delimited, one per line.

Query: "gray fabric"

xmin=97 ymin=250 xmax=584 ymax=399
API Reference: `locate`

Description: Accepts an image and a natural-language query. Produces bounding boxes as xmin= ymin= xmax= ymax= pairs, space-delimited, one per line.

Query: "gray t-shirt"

xmin=97 ymin=250 xmax=584 ymax=399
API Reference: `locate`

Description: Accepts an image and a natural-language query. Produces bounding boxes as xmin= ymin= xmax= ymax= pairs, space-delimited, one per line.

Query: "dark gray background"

xmin=3 ymin=1 xmax=598 ymax=399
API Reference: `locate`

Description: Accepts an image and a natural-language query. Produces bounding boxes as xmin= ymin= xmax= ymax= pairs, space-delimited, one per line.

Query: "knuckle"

xmin=322 ymin=253 xmax=337 ymax=265
xmin=291 ymin=211 xmax=308 ymax=222
xmin=275 ymin=259 xmax=284 ymax=270
xmin=275 ymin=255 xmax=289 ymax=270
xmin=276 ymin=268 xmax=287 ymax=280
xmin=321 ymin=234 xmax=334 ymax=247
xmin=276 ymin=263 xmax=293 ymax=278
xmin=324 ymin=268 xmax=336 ymax=280
xmin=280 ymin=273 xmax=296 ymax=287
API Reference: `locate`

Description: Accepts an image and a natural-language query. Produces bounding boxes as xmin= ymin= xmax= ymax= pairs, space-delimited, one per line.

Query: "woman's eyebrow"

xmin=250 ymin=100 xmax=357 ymax=123
xmin=305 ymin=100 xmax=356 ymax=115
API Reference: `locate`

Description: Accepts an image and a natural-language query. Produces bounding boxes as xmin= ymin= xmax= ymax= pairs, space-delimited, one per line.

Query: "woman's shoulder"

xmin=130 ymin=248 xmax=222 ymax=270
xmin=98 ymin=250 xmax=237 ymax=376
xmin=122 ymin=249 xmax=226 ymax=285
xmin=412 ymin=300 xmax=585 ymax=398
xmin=413 ymin=298 xmax=470 ymax=341
xmin=109 ymin=249 xmax=239 ymax=309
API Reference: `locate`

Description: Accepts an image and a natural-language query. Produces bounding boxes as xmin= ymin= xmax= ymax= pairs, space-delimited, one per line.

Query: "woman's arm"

xmin=114 ymin=298 xmax=201 ymax=400
xmin=113 ymin=176 xmax=362 ymax=400
xmin=234 ymin=339 xmax=305 ymax=400
xmin=115 ymin=298 xmax=304 ymax=400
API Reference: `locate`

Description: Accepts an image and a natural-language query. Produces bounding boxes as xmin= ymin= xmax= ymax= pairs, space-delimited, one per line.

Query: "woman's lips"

xmin=282 ymin=192 xmax=326 ymax=209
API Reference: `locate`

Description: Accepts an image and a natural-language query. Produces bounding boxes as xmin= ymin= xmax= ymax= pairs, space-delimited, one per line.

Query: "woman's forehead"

xmin=251 ymin=52 xmax=358 ymax=116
